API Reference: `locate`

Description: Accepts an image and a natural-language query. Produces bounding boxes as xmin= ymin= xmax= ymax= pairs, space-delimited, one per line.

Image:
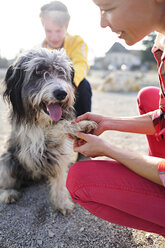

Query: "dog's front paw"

xmin=59 ymin=198 xmax=75 ymax=216
xmin=52 ymin=197 xmax=74 ymax=216
xmin=79 ymin=120 xmax=98 ymax=134
xmin=0 ymin=189 xmax=22 ymax=203
xmin=69 ymin=120 xmax=98 ymax=138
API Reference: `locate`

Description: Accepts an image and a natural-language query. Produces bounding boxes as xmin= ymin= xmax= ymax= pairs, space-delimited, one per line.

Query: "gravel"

xmin=0 ymin=89 xmax=164 ymax=248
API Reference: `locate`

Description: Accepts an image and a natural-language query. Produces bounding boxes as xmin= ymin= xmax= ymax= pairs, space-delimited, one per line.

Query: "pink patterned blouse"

xmin=151 ymin=33 xmax=165 ymax=186
xmin=151 ymin=34 xmax=165 ymax=141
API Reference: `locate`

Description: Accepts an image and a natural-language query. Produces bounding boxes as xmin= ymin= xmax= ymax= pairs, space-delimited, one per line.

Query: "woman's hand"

xmin=74 ymin=112 xmax=110 ymax=136
xmin=73 ymin=132 xmax=108 ymax=158
xmin=74 ymin=112 xmax=156 ymax=136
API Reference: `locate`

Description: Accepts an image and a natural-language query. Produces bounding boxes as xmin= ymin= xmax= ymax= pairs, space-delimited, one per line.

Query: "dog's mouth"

xmin=41 ymin=102 xmax=62 ymax=121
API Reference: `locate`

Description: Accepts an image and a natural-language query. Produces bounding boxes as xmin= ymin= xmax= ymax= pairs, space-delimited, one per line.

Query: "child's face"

xmin=93 ymin=0 xmax=156 ymax=45
xmin=42 ymin=17 xmax=67 ymax=49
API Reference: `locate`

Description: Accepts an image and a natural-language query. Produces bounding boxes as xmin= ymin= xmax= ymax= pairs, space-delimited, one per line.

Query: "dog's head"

xmin=3 ymin=48 xmax=75 ymax=125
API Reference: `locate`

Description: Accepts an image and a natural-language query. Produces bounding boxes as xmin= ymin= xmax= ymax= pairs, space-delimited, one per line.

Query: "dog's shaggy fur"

xmin=0 ymin=48 xmax=97 ymax=215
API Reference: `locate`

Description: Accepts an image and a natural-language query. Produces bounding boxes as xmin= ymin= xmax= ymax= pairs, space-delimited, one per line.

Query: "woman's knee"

xmin=137 ymin=86 xmax=159 ymax=114
xmin=66 ymin=162 xmax=88 ymax=196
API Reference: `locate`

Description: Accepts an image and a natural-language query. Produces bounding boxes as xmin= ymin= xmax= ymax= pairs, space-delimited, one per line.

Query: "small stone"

xmin=80 ymin=227 xmax=85 ymax=232
xmin=37 ymin=239 xmax=43 ymax=245
xmin=48 ymin=230 xmax=55 ymax=238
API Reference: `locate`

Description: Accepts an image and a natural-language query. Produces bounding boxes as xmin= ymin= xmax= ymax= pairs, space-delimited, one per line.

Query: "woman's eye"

xmin=101 ymin=9 xmax=111 ymax=15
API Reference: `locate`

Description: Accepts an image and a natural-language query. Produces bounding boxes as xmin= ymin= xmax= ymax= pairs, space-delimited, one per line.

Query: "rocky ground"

xmin=0 ymin=70 xmax=164 ymax=247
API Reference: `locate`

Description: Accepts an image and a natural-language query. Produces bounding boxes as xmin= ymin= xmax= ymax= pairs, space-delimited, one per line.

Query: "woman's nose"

xmin=100 ymin=12 xmax=109 ymax=28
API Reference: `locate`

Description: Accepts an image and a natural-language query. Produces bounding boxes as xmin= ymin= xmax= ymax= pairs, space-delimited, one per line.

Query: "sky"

xmin=0 ymin=0 xmax=142 ymax=61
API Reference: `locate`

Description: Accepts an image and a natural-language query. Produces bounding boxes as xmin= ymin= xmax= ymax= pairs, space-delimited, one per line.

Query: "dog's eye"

xmin=35 ymin=64 xmax=50 ymax=76
xmin=56 ymin=68 xmax=69 ymax=81
xmin=35 ymin=69 xmax=45 ymax=76
xmin=57 ymin=70 xmax=64 ymax=77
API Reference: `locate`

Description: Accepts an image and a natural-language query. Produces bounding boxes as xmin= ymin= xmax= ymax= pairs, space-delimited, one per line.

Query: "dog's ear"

xmin=4 ymin=65 xmax=14 ymax=82
xmin=3 ymin=64 xmax=25 ymax=120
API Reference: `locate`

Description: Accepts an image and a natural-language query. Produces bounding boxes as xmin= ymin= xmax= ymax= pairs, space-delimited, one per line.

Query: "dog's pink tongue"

xmin=47 ymin=103 xmax=62 ymax=121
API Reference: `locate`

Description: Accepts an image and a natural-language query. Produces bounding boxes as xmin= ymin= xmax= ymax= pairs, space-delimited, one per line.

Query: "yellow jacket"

xmin=42 ymin=33 xmax=90 ymax=87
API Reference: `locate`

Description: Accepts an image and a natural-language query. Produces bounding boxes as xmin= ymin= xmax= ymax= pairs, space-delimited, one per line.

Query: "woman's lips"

xmin=115 ymin=31 xmax=124 ymax=39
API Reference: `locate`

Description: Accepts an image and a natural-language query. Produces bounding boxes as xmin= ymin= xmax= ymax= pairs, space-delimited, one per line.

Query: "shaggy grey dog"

xmin=0 ymin=48 xmax=97 ymax=215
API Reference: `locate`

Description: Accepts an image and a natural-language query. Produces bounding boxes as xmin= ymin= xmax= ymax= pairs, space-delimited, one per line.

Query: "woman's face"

xmin=42 ymin=17 xmax=67 ymax=49
xmin=93 ymin=0 xmax=156 ymax=45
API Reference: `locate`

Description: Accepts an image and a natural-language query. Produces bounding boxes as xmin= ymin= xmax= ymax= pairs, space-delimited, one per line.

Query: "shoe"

xmin=76 ymin=153 xmax=91 ymax=162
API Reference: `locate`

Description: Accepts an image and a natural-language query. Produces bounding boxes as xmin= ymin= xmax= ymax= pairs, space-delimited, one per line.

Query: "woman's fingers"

xmin=71 ymin=113 xmax=90 ymax=124
xmin=73 ymin=132 xmax=89 ymax=152
xmin=75 ymin=131 xmax=89 ymax=141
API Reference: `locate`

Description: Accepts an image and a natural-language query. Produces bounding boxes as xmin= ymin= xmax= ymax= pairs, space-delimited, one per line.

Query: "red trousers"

xmin=66 ymin=87 xmax=165 ymax=236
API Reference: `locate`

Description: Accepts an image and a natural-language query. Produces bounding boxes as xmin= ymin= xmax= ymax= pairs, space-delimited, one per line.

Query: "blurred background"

xmin=0 ymin=0 xmax=143 ymax=59
xmin=0 ymin=0 xmax=158 ymax=92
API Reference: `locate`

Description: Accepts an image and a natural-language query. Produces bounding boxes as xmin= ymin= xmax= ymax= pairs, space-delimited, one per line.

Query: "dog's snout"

xmin=53 ymin=89 xmax=67 ymax=100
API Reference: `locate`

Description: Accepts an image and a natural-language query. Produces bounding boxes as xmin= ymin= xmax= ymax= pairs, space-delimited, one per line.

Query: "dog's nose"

xmin=53 ymin=89 xmax=67 ymax=100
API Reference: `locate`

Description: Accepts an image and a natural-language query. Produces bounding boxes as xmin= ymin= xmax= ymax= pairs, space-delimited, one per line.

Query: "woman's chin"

xmin=124 ymin=34 xmax=145 ymax=46
xmin=124 ymin=39 xmax=138 ymax=46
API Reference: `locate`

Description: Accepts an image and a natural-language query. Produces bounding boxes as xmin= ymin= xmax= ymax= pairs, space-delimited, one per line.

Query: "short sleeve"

xmin=149 ymin=107 xmax=165 ymax=141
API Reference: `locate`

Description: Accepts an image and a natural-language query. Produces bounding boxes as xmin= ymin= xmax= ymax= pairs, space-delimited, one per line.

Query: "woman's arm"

xmin=75 ymin=112 xmax=156 ymax=136
xmin=106 ymin=113 xmax=156 ymax=135
xmin=104 ymin=142 xmax=162 ymax=186
xmin=73 ymin=132 xmax=162 ymax=186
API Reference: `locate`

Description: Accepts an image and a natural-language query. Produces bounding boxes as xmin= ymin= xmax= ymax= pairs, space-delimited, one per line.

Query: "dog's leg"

xmin=0 ymin=153 xmax=24 ymax=203
xmin=48 ymin=165 xmax=74 ymax=216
